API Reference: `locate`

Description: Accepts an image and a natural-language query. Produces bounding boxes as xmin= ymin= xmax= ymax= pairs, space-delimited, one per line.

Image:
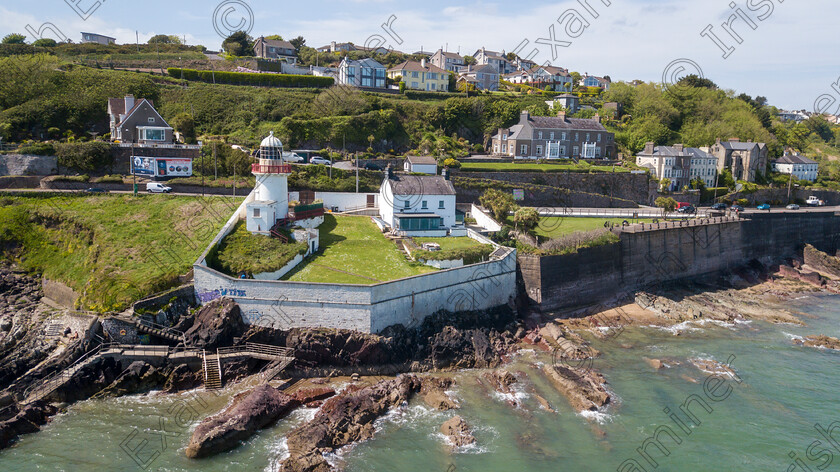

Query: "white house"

xmin=338 ymin=57 xmax=387 ymax=88
xmin=379 ymin=167 xmax=457 ymax=237
xmin=636 ymin=143 xmax=719 ymax=190
xmin=404 ymin=155 xmax=438 ymax=174
xmin=773 ymin=153 xmax=819 ymax=182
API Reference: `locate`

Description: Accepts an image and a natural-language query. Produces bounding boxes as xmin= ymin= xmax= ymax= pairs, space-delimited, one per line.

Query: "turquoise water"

xmin=3 ymin=294 xmax=840 ymax=472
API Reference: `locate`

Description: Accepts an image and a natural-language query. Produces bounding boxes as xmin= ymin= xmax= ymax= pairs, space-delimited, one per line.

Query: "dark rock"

xmin=440 ymin=415 xmax=475 ymax=449
xmin=93 ymin=361 xmax=166 ymax=398
xmin=185 ymin=384 xmax=299 ymax=458
xmin=794 ymin=335 xmax=840 ymax=350
xmin=162 ymin=364 xmax=201 ymax=393
xmin=804 ymin=244 xmax=840 ymax=278
xmin=0 ymin=402 xmax=58 ymax=449
xmin=292 ymin=387 xmax=335 ymax=406
xmin=183 ymin=298 xmax=245 ymax=349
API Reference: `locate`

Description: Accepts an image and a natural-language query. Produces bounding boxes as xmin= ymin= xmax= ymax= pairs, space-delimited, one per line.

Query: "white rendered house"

xmin=379 ymin=166 xmax=457 ymax=237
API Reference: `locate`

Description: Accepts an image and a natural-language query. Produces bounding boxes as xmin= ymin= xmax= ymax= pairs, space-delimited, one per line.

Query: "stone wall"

xmin=454 ymin=180 xmax=639 ymax=208
xmin=452 ymin=171 xmax=653 ymax=204
xmin=524 ymin=210 xmax=840 ymax=311
xmin=726 ymin=188 xmax=840 ymax=206
xmin=42 ymin=278 xmax=79 ymax=308
xmin=0 ymin=154 xmax=58 ymax=176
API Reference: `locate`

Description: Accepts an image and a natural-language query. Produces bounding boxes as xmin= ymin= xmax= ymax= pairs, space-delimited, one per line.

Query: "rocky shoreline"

xmin=1 ymin=246 xmax=840 ymax=469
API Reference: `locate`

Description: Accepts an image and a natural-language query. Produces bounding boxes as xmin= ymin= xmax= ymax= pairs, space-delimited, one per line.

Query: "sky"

xmin=1 ymin=0 xmax=838 ymax=111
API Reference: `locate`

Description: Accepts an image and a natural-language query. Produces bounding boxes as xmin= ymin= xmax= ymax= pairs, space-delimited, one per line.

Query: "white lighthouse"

xmin=246 ymin=131 xmax=291 ymax=234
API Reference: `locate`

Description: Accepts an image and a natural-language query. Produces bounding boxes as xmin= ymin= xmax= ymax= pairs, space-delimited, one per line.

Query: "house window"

xmin=147 ymin=117 xmax=155 ymax=123
xmin=536 ymin=145 xmax=543 ymax=155
xmin=586 ymin=133 xmax=591 ymax=141
xmin=422 ymin=200 xmax=428 ymax=209
xmin=431 ymin=83 xmax=437 ymax=90
xmin=597 ymin=134 xmax=602 ymax=142
xmin=521 ymin=145 xmax=528 ymax=155
xmin=439 ymin=200 xmax=445 ymax=209
xmin=560 ymin=146 xmax=566 ymax=156
xmin=538 ymin=131 xmax=543 ymax=140
xmin=573 ymin=146 xmax=579 ymax=156
xmin=574 ymin=133 xmax=579 ymax=141
xmin=561 ymin=132 xmax=567 ymax=141
xmin=412 ymin=81 xmax=419 ymax=88
xmin=404 ymin=200 xmax=410 ymax=209
xmin=502 ymin=134 xmax=508 ymax=141
xmin=139 ymin=128 xmax=166 ymax=141
xmin=412 ymin=71 xmax=419 ymax=78
xmin=253 ymin=208 xmax=260 ymax=218
xmin=550 ymin=132 xmax=555 ymax=139
xmin=501 ymin=144 xmax=507 ymax=153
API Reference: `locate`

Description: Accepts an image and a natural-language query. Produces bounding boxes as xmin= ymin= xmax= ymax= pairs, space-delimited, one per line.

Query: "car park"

xmin=146 ymin=182 xmax=172 ymax=193
xmin=310 ymin=157 xmax=332 ymax=166
xmin=786 ymin=204 xmax=800 ymax=210
xmin=757 ymin=204 xmax=771 ymax=210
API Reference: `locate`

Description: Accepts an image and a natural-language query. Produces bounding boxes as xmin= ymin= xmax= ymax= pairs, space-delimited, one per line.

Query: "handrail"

xmin=217 ymin=342 xmax=294 ymax=358
xmin=23 ymin=341 xmax=113 ymax=402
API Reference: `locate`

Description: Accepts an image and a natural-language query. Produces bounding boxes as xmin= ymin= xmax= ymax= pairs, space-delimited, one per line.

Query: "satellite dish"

xmin=735 ymin=183 xmax=743 ymax=192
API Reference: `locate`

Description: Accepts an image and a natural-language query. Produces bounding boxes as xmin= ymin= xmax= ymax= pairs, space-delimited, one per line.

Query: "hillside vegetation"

xmin=0 ymin=193 xmax=234 ymax=311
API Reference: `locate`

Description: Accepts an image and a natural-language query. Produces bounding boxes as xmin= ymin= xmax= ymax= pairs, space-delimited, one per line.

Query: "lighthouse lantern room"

xmin=246 ymin=131 xmax=292 ymax=234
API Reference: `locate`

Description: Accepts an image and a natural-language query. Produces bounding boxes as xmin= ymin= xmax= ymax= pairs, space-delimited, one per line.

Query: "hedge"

xmin=167 ymin=68 xmax=334 ymax=88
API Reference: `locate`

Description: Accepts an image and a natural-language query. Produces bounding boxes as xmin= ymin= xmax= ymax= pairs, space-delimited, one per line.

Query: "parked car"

xmin=84 ymin=187 xmax=108 ymax=193
xmin=282 ymin=152 xmax=304 ymax=163
xmin=710 ymin=203 xmax=727 ymax=211
xmin=757 ymin=203 xmax=771 ymax=211
xmin=677 ymin=205 xmax=696 ymax=214
xmin=364 ymin=162 xmax=383 ymax=171
xmin=676 ymin=202 xmax=692 ymax=210
xmin=731 ymin=204 xmax=744 ymax=212
xmin=786 ymin=204 xmax=800 ymax=210
xmin=146 ymin=182 xmax=172 ymax=193
xmin=310 ymin=157 xmax=332 ymax=166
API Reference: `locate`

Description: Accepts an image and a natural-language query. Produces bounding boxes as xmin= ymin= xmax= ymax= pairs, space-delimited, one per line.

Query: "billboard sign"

xmin=132 ymin=157 xmax=192 ymax=177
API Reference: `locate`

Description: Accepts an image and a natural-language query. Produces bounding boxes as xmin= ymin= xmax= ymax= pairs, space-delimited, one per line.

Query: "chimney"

xmin=441 ymin=167 xmax=450 ymax=180
xmin=521 ymin=110 xmax=531 ymax=122
xmin=729 ymin=138 xmax=740 ymax=142
xmin=557 ymin=110 xmax=566 ymax=121
xmin=644 ymin=142 xmax=655 ymax=155
xmin=124 ymin=94 xmax=135 ymax=112
xmin=385 ymin=164 xmax=393 ymax=180
xmin=421 ymin=58 xmax=427 ymax=68
xmin=593 ymin=113 xmax=600 ymax=123
xmin=674 ymin=144 xmax=684 ymax=152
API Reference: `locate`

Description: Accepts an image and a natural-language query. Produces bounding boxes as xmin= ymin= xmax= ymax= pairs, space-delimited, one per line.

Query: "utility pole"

xmin=136 ymin=31 xmax=140 ymax=53
xmin=132 ymin=144 xmax=137 ymax=195
xmin=233 ymin=163 xmax=236 ymax=200
xmin=356 ymin=152 xmax=359 ymax=193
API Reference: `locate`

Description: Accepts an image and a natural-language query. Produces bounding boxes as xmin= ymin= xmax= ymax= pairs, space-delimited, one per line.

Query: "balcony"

xmin=252 ymin=163 xmax=292 ymax=174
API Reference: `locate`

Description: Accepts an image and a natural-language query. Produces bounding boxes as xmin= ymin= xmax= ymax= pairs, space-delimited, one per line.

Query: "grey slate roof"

xmin=638 ymin=146 xmax=714 ymax=158
xmin=406 ymin=155 xmax=437 ymax=165
xmin=386 ymin=175 xmax=455 ymax=196
xmin=719 ymin=141 xmax=765 ymax=151
xmin=776 ymin=154 xmax=818 ymax=165
xmin=527 ymin=115 xmax=607 ymax=131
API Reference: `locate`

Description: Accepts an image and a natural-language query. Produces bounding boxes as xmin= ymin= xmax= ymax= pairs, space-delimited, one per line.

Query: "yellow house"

xmin=387 ymin=59 xmax=450 ymax=92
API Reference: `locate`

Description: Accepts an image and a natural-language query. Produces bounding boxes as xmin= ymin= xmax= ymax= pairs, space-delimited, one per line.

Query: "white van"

xmin=146 ymin=182 xmax=172 ymax=193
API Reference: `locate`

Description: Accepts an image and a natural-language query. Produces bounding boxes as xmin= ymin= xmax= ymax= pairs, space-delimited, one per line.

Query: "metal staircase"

xmin=202 ymin=350 xmax=223 ymax=390
xmin=260 ymin=357 xmax=295 ymax=382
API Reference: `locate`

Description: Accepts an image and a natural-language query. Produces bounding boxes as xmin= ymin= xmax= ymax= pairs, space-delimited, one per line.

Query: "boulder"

xmin=542 ymin=365 xmax=610 ymax=412
xmin=804 ymin=244 xmax=840 ymax=278
xmin=794 ymin=335 xmax=840 ymax=350
xmin=424 ymin=390 xmax=458 ymax=411
xmin=183 ymin=298 xmax=245 ymax=349
xmin=440 ymin=415 xmax=475 ymax=449
xmin=644 ymin=358 xmax=663 ymax=370
xmin=185 ymin=384 xmax=299 ymax=458
xmin=292 ymin=387 xmax=336 ymax=406
xmin=0 ymin=402 xmax=58 ymax=449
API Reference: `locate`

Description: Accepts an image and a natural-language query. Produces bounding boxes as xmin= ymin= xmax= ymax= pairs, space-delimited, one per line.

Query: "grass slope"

xmin=507 ymin=216 xmax=655 ymax=239
xmin=0 ymin=193 xmax=236 ymax=311
xmin=283 ymin=214 xmax=433 ymax=284
xmin=210 ymin=221 xmax=307 ymax=276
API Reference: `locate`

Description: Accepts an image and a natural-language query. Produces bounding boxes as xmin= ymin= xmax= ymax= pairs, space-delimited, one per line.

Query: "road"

xmin=1 ymin=188 xmax=246 ymax=198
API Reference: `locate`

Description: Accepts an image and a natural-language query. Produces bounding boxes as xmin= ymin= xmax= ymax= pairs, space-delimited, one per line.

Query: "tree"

xmin=1 ymin=34 xmax=26 ymax=44
xmin=290 ymin=36 xmax=306 ymax=52
xmin=171 ymin=113 xmax=196 ymax=144
xmin=32 ymin=38 xmax=57 ymax=47
xmin=443 ymin=158 xmax=461 ymax=168
xmin=264 ymin=34 xmax=283 ymax=41
xmin=480 ymin=188 xmax=517 ymax=222
xmin=659 ymin=177 xmax=672 ymax=192
xmin=676 ymin=74 xmax=717 ymax=90
xmin=148 ymin=34 xmax=181 ymax=45
xmin=513 ymin=207 xmax=540 ymax=233
xmin=463 ymin=55 xmax=477 ymax=66
xmin=655 ymin=196 xmax=678 ymax=218
xmin=399 ymin=81 xmax=406 ymax=94
xmin=222 ymin=31 xmax=254 ymax=56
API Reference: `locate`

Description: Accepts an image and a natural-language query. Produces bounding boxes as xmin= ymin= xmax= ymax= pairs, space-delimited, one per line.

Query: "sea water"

xmin=3 ymin=293 xmax=839 ymax=472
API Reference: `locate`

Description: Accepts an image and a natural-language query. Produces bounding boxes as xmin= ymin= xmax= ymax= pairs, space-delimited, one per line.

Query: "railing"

xmin=217 ymin=342 xmax=294 ymax=359
xmin=252 ymin=163 xmax=292 ymax=174
xmin=532 ymin=207 xmax=709 ymax=219
xmin=136 ymin=318 xmax=187 ymax=344
xmin=22 ymin=342 xmax=116 ymax=403
xmin=290 ymin=203 xmax=325 ymax=221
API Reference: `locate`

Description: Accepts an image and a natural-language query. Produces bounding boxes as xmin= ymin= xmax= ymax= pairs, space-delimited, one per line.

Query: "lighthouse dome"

xmin=260 ymin=131 xmax=283 ymax=160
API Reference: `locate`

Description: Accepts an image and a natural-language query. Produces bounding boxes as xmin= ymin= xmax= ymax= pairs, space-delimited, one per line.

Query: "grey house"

xmin=108 ymin=95 xmax=173 ymax=144
xmin=253 ymin=37 xmax=297 ymax=63
xmin=81 ymin=32 xmax=115 ymax=45
xmin=338 ymin=57 xmax=387 ymax=88
xmin=430 ymin=49 xmax=464 ymax=73
xmin=458 ymin=64 xmax=499 ymax=91
xmin=490 ymin=110 xmax=615 ymax=159
xmin=708 ymin=138 xmax=768 ymax=182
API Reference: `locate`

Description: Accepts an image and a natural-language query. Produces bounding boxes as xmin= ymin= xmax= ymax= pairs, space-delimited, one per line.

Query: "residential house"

xmin=316 ymin=41 xmax=392 ymax=54
xmin=458 ymin=64 xmax=499 ymax=91
xmin=773 ymin=153 xmax=819 ymax=182
xmin=387 ymin=60 xmax=449 ymax=92
xmin=81 ymin=32 xmax=115 ymax=45
xmin=379 ymin=167 xmax=457 ymax=236
xmin=503 ymin=70 xmax=535 ymax=85
xmin=530 ymin=65 xmax=573 ymax=92
xmin=513 ymin=57 xmax=537 ymax=71
xmin=108 ymin=95 xmax=173 ymax=144
xmin=310 ymin=66 xmax=337 ymax=79
xmin=338 ymin=57 xmax=387 ymax=88
xmin=777 ymin=110 xmax=809 ymax=123
xmin=546 ymin=94 xmax=580 ymax=113
xmin=490 ymin=110 xmax=615 ymax=160
xmin=253 ymin=37 xmax=297 ymax=63
xmin=404 ymin=155 xmax=438 ymax=175
xmin=580 ymin=74 xmax=611 ymax=90
xmin=430 ymin=49 xmax=464 ymax=73
xmin=473 ymin=47 xmax=514 ymax=75
xmin=636 ymin=143 xmax=718 ymax=191
xmin=708 ymin=138 xmax=768 ymax=182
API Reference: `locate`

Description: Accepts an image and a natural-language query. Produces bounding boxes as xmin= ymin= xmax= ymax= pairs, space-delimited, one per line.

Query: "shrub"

xmin=55 ymin=141 xmax=112 ymax=171
xmin=412 ymin=245 xmax=494 ymax=264
xmin=167 ymin=68 xmax=334 ymax=88
xmin=443 ymin=158 xmax=461 ymax=168
xmin=17 ymin=142 xmax=56 ymax=156
xmin=539 ymin=228 xmax=619 ymax=255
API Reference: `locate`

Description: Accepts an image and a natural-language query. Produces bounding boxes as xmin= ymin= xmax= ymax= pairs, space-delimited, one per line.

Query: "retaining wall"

xmin=0 ymin=154 xmax=58 ymax=176
xmin=523 ymin=210 xmax=840 ymax=311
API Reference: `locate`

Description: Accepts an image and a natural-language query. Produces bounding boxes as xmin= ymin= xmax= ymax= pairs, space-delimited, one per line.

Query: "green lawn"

xmin=210 ymin=221 xmax=307 ymax=276
xmin=283 ymin=214 xmax=434 ymax=284
xmin=460 ymin=162 xmax=631 ymax=173
xmin=0 ymin=193 xmax=236 ymax=311
xmin=412 ymin=236 xmax=485 ymax=251
xmin=507 ymin=216 xmax=655 ymax=239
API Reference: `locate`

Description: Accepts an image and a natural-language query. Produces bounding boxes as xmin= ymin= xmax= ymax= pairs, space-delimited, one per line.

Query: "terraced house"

xmin=491 ymin=111 xmax=615 ymax=159
xmin=635 ymin=143 xmax=719 ymax=191
xmin=387 ymin=60 xmax=449 ymax=92
xmin=430 ymin=49 xmax=464 ymax=73
xmin=709 ymin=138 xmax=768 ymax=183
